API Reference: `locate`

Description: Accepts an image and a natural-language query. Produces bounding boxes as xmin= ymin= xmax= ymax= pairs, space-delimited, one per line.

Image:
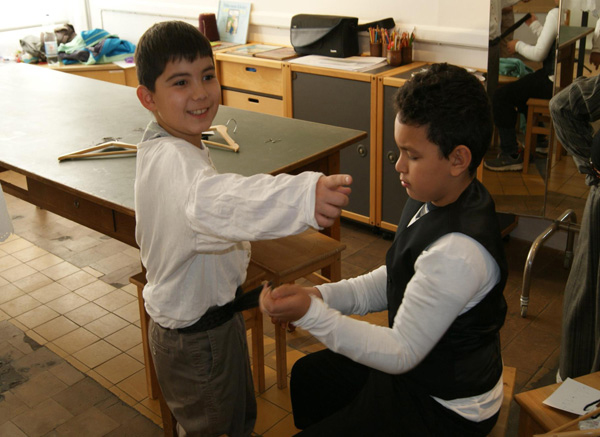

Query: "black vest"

xmin=385 ymin=180 xmax=508 ymax=399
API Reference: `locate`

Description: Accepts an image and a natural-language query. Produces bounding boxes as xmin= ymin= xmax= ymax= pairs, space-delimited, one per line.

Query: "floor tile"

xmin=12 ymin=398 xmax=73 ymax=436
xmin=14 ymin=305 xmax=59 ymax=329
xmin=104 ymin=324 xmax=141 ymax=352
xmin=58 ymin=269 xmax=98 ymax=291
xmin=26 ymin=252 xmax=64 ymax=271
xmin=55 ymin=406 xmax=120 ymax=436
xmin=94 ymin=288 xmax=136 ymax=312
xmin=0 ymin=294 xmax=41 ymax=318
xmin=84 ymin=313 xmax=129 ymax=339
xmin=29 ymin=281 xmax=71 ymax=304
xmin=0 ymin=263 xmax=37 ymax=283
xmin=12 ymin=271 xmax=53 ymax=293
xmin=41 ymin=260 xmax=81 ymax=281
xmin=52 ymin=327 xmax=100 ymax=355
xmin=46 ymin=292 xmax=89 ymax=315
xmin=72 ymin=339 xmax=121 ymax=368
xmin=95 ymin=353 xmax=144 ymax=385
xmin=63 ymin=302 xmax=108 ymax=326
xmin=11 ymin=245 xmax=48 ymax=263
xmin=11 ymin=370 xmax=68 ymax=408
xmin=75 ymin=280 xmax=116 ymax=301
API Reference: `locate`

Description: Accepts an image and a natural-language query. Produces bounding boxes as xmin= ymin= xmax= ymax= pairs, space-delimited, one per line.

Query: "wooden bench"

xmin=249 ymin=229 xmax=346 ymax=389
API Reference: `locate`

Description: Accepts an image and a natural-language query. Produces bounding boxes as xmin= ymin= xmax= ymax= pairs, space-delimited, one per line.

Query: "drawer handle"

xmin=245 ymin=67 xmax=257 ymax=73
xmin=73 ymin=200 xmax=80 ymax=208
xmin=248 ymin=98 xmax=259 ymax=104
xmin=357 ymin=145 xmax=368 ymax=157
xmin=387 ymin=151 xmax=398 ymax=164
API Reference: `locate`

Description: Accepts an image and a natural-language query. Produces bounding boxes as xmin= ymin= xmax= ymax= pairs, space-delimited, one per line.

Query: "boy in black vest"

xmin=260 ymin=63 xmax=508 ymax=436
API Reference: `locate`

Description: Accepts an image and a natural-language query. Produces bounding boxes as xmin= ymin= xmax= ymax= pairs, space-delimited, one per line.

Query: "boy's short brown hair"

xmin=135 ymin=21 xmax=213 ymax=92
xmin=394 ymin=63 xmax=492 ymax=176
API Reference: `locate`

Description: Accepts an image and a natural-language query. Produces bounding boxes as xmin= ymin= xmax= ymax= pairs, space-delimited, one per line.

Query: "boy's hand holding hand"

xmin=260 ymin=284 xmax=322 ymax=323
xmin=315 ymin=174 xmax=352 ymax=228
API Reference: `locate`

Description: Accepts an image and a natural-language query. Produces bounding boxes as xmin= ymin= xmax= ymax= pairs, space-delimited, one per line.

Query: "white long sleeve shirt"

xmin=515 ymin=8 xmax=559 ymax=63
xmin=294 ymin=206 xmax=504 ymax=421
xmin=135 ymin=121 xmax=322 ymax=329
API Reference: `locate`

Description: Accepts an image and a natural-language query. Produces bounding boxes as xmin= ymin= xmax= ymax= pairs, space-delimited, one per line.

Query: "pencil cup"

xmin=401 ymin=46 xmax=412 ymax=65
xmin=387 ymin=49 xmax=401 ymax=66
xmin=370 ymin=42 xmax=382 ymax=57
xmin=382 ymin=43 xmax=388 ymax=59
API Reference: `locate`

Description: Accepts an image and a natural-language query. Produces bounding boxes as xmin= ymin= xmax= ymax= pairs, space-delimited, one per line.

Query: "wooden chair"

xmin=488 ymin=366 xmax=517 ymax=437
xmin=250 ymin=229 xmax=346 ymax=389
xmin=523 ymin=98 xmax=552 ymax=175
xmin=130 ymin=263 xmax=267 ymax=435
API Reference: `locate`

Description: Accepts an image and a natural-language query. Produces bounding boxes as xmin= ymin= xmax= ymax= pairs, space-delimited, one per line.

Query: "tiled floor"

xmin=0 ymin=188 xmax=571 ymax=436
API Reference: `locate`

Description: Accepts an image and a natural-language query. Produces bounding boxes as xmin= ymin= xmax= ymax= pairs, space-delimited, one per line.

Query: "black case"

xmin=290 ymin=15 xmax=359 ymax=58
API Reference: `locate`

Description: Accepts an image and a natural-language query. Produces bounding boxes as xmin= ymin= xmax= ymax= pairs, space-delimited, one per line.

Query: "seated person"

xmin=261 ymin=63 xmax=508 ymax=436
xmin=485 ymin=1 xmax=558 ymax=171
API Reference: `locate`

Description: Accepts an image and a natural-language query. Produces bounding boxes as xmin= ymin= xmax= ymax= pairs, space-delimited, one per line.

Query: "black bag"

xmin=290 ymin=14 xmax=395 ymax=58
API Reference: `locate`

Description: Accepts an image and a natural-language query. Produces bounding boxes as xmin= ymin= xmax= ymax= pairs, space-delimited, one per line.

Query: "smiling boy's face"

xmin=393 ymin=116 xmax=459 ymax=207
xmin=136 ymin=56 xmax=220 ymax=148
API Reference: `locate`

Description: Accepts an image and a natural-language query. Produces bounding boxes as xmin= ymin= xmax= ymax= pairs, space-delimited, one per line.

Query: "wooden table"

xmin=515 ymin=371 xmax=600 ymax=436
xmin=558 ymin=25 xmax=594 ymax=90
xmin=0 ymin=63 xmax=366 ymax=244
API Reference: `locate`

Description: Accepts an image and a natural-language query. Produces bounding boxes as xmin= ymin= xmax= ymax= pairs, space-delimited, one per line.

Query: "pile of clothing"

xmin=58 ymin=28 xmax=135 ymax=65
xmin=19 ymin=25 xmax=135 ymax=65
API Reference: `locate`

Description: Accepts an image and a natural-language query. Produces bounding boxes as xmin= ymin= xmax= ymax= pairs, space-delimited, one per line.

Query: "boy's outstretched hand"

xmin=315 ymin=174 xmax=352 ymax=228
xmin=260 ymin=284 xmax=322 ymax=323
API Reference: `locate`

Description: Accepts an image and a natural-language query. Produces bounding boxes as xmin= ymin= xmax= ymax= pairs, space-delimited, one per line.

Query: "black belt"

xmin=177 ymin=283 xmax=265 ymax=334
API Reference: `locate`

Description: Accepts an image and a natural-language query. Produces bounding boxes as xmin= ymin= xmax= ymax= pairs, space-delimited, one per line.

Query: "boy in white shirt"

xmin=261 ymin=63 xmax=508 ymax=436
xmin=134 ymin=21 xmax=352 ymax=436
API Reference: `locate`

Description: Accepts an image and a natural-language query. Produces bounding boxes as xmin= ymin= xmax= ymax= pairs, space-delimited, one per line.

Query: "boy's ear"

xmin=136 ymin=85 xmax=156 ymax=112
xmin=449 ymin=145 xmax=472 ymax=176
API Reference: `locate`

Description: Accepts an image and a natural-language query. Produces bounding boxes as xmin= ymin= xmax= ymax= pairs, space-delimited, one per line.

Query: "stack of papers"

xmin=288 ymin=55 xmax=387 ymax=72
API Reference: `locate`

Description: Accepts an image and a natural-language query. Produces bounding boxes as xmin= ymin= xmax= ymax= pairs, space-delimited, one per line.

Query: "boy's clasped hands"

xmin=260 ymin=284 xmax=321 ymax=324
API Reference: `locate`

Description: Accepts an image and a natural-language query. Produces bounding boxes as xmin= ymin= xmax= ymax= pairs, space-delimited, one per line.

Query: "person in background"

xmin=550 ymin=75 xmax=600 ymax=381
xmin=485 ymin=0 xmax=559 ymax=171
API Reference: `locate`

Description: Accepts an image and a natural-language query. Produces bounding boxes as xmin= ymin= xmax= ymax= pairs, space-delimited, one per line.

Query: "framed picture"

xmin=216 ymin=1 xmax=252 ymax=44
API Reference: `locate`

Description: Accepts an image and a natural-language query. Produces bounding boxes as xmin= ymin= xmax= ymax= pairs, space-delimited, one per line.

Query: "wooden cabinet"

xmin=289 ymin=63 xmax=412 ymax=227
xmin=48 ymin=63 xmax=138 ymax=87
xmin=215 ymin=52 xmax=289 ymax=117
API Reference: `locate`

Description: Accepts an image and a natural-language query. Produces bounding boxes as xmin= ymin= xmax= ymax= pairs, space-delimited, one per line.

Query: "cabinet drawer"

xmin=69 ymin=69 xmax=127 ymax=85
xmin=219 ymin=61 xmax=282 ymax=96
xmin=222 ymin=89 xmax=283 ymax=116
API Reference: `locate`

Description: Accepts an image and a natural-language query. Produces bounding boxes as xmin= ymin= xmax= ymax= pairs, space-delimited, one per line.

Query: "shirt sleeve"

xmin=186 ymin=169 xmax=322 ymax=249
xmin=294 ymin=233 xmax=500 ymax=375
xmin=593 ymin=18 xmax=600 ymax=53
xmin=515 ymin=8 xmax=558 ymax=62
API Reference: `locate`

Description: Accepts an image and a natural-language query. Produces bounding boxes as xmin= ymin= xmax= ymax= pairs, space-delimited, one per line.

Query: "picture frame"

xmin=216 ymin=1 xmax=252 ymax=44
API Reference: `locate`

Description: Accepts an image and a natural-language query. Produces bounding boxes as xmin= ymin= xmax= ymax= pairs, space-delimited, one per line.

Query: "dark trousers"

xmin=493 ymin=68 xmax=554 ymax=155
xmin=290 ymin=349 xmax=499 ymax=437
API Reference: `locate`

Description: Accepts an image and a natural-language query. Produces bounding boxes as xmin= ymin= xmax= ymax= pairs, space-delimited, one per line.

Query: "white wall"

xmin=1 ymin=0 xmax=491 ymax=68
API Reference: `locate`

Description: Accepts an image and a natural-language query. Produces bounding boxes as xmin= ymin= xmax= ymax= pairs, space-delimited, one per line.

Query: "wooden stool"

xmin=130 ymin=263 xmax=267 ymax=435
xmin=523 ymin=98 xmax=552 ymax=175
xmin=515 ymin=371 xmax=600 ymax=436
xmin=250 ymin=229 xmax=346 ymax=389
xmin=489 ymin=366 xmax=517 ymax=437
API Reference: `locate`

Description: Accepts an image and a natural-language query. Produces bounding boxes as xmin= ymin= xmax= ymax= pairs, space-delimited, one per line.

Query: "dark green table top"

xmin=0 ymin=63 xmax=365 ymax=213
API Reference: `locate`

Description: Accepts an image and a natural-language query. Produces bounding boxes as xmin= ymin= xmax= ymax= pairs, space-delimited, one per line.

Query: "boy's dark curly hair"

xmin=394 ymin=63 xmax=492 ymax=176
xmin=135 ymin=21 xmax=213 ymax=92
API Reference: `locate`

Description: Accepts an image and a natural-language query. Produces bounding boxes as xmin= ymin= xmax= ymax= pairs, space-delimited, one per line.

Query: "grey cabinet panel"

xmin=381 ymin=85 xmax=409 ymax=227
xmin=292 ymin=72 xmax=371 ymax=219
